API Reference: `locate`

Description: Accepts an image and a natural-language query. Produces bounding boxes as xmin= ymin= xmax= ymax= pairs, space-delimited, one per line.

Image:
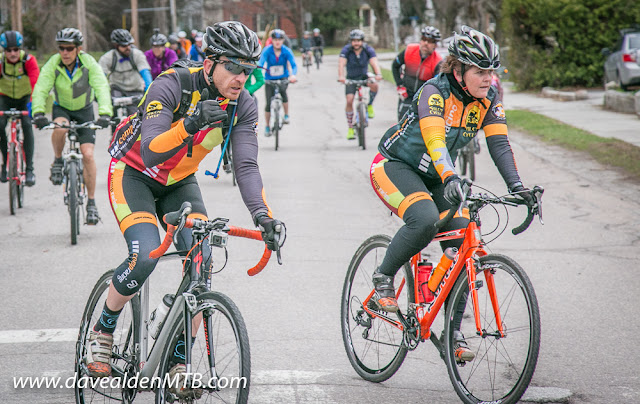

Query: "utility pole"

xmin=10 ymin=0 xmax=23 ymax=33
xmin=131 ymin=0 xmax=140 ymax=46
xmin=169 ymin=0 xmax=177 ymax=34
xmin=77 ymin=0 xmax=87 ymax=49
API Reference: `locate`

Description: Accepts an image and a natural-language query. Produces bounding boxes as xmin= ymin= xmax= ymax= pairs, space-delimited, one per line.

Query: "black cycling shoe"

xmin=0 ymin=165 xmax=6 ymax=183
xmin=25 ymin=170 xmax=35 ymax=187
xmin=371 ymin=269 xmax=399 ymax=313
xmin=50 ymin=160 xmax=64 ymax=185
xmin=86 ymin=203 xmax=100 ymax=225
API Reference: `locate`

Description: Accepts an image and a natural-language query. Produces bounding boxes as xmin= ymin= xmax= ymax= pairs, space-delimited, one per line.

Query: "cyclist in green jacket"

xmin=32 ymin=28 xmax=113 ymax=225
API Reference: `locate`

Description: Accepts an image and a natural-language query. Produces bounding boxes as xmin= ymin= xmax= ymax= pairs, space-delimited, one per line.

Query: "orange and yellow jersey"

xmin=108 ymin=66 xmax=272 ymax=218
xmin=379 ymin=72 xmax=521 ymax=187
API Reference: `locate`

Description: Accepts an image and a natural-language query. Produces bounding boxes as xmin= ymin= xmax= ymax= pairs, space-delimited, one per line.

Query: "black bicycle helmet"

xmin=202 ymin=21 xmax=261 ymax=60
xmin=271 ymin=29 xmax=285 ymax=39
xmin=421 ymin=26 xmax=441 ymax=41
xmin=150 ymin=29 xmax=167 ymax=46
xmin=448 ymin=25 xmax=500 ymax=70
xmin=56 ymin=28 xmax=83 ymax=45
xmin=349 ymin=29 xmax=365 ymax=41
xmin=111 ymin=29 xmax=134 ymax=46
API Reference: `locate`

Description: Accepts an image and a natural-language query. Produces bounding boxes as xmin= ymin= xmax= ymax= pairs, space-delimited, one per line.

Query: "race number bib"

xmin=269 ymin=65 xmax=285 ymax=76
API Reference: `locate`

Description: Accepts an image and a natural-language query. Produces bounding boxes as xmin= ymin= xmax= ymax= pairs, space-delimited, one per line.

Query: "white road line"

xmin=0 ymin=328 xmax=77 ymax=344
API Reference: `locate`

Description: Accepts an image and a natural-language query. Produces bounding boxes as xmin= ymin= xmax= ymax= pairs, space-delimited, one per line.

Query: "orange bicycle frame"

xmin=361 ymin=218 xmax=509 ymax=340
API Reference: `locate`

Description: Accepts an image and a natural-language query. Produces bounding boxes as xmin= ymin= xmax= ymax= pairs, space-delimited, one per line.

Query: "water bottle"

xmin=148 ymin=294 xmax=175 ymax=339
xmin=415 ymin=261 xmax=435 ymax=304
xmin=427 ymin=247 xmax=458 ymax=293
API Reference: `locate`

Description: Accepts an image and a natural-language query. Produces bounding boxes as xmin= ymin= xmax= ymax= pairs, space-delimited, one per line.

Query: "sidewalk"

xmin=377 ymin=54 xmax=640 ymax=147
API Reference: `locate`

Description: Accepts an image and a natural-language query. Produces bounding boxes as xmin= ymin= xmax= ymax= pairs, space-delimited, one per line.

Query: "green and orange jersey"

xmin=379 ymin=72 xmax=521 ymax=188
xmin=109 ymin=66 xmax=272 ymax=219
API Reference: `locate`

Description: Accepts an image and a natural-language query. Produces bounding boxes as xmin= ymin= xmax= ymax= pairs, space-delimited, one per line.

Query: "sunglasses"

xmin=219 ymin=59 xmax=256 ymax=76
xmin=476 ymin=60 xmax=501 ymax=69
xmin=58 ymin=45 xmax=77 ymax=52
xmin=5 ymin=47 xmax=20 ymax=53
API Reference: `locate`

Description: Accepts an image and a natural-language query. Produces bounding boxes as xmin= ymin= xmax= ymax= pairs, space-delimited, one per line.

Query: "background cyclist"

xmin=189 ymin=31 xmax=205 ymax=62
xmin=168 ymin=34 xmax=188 ymax=60
xmin=311 ymin=28 xmax=324 ymax=60
xmin=244 ymin=62 xmax=264 ymax=106
xmin=257 ymin=28 xmax=297 ymax=137
xmin=99 ymin=28 xmax=151 ymax=116
xmin=32 ymin=28 xmax=112 ymax=225
xmin=144 ymin=29 xmax=177 ymax=79
xmin=368 ymin=26 xmax=535 ymax=362
xmin=83 ymin=23 xmax=285 ymax=394
xmin=299 ymin=31 xmax=313 ymax=65
xmin=392 ymin=26 xmax=443 ymax=120
xmin=0 ymin=30 xmax=39 ymax=186
xmin=338 ymin=29 xmax=382 ymax=140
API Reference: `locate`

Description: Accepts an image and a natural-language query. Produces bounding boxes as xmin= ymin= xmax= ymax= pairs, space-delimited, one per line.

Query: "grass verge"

xmin=506 ymin=109 xmax=640 ymax=180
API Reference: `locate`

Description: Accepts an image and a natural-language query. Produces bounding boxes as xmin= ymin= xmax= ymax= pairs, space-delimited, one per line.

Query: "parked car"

xmin=602 ymin=28 xmax=640 ymax=91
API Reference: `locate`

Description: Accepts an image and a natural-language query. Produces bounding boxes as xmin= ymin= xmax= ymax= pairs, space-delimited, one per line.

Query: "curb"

xmin=540 ymin=87 xmax=588 ymax=102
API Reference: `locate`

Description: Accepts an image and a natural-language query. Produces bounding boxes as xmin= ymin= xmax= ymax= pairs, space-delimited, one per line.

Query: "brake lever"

xmin=534 ymin=186 xmax=544 ymax=225
xmin=274 ymin=232 xmax=282 ymax=265
xmin=173 ymin=206 xmax=192 ymax=245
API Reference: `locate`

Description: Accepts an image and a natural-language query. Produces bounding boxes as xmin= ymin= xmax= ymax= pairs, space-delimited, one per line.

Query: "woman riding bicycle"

xmin=83 ymin=22 xmax=285 ymax=392
xmin=368 ymin=26 xmax=535 ymax=359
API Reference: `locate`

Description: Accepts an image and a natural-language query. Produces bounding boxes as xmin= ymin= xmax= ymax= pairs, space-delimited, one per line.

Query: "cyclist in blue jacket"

xmin=257 ymin=29 xmax=297 ymax=137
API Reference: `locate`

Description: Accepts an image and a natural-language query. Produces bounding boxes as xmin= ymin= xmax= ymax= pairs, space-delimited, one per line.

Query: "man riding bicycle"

xmin=338 ymin=29 xmax=382 ymax=140
xmin=32 ymin=28 xmax=112 ymax=225
xmin=311 ymin=28 xmax=324 ymax=60
xmin=300 ymin=31 xmax=313 ymax=64
xmin=84 ymin=22 xmax=285 ymax=394
xmin=368 ymin=26 xmax=535 ymax=362
xmin=392 ymin=26 xmax=443 ymax=120
xmin=98 ymin=28 xmax=152 ymax=116
xmin=0 ymin=30 xmax=39 ymax=186
xmin=257 ymin=28 xmax=297 ymax=137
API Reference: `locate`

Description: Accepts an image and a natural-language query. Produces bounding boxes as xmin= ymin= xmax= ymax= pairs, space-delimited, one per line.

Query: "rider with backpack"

xmin=98 ymin=29 xmax=152 ymax=115
xmin=87 ymin=24 xmax=286 ymax=395
xmin=0 ymin=30 xmax=39 ymax=186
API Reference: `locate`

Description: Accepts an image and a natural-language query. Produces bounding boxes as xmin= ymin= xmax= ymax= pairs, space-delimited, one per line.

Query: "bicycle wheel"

xmin=17 ymin=141 xmax=24 ymax=208
xmin=156 ymin=291 xmax=251 ymax=404
xmin=75 ymin=270 xmax=140 ymax=404
xmin=341 ymin=234 xmax=414 ymax=382
xmin=443 ymin=254 xmax=540 ymax=404
xmin=357 ymin=102 xmax=367 ymax=150
xmin=8 ymin=143 xmax=17 ymax=215
xmin=67 ymin=160 xmax=80 ymax=245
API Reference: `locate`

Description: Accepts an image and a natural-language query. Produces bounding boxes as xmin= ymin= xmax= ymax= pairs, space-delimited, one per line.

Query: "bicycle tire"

xmin=75 ymin=269 xmax=140 ymax=404
xmin=156 ymin=291 xmax=251 ymax=404
xmin=17 ymin=141 xmax=24 ymax=208
xmin=443 ymin=254 xmax=540 ymax=404
xmin=357 ymin=102 xmax=367 ymax=150
xmin=467 ymin=141 xmax=476 ymax=181
xmin=224 ymin=143 xmax=236 ymax=186
xmin=67 ymin=160 xmax=80 ymax=245
xmin=8 ymin=143 xmax=17 ymax=215
xmin=341 ymin=234 xmax=414 ymax=382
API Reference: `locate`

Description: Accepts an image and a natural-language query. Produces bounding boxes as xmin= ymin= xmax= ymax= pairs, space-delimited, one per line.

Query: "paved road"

xmin=1 ymin=54 xmax=639 ymax=403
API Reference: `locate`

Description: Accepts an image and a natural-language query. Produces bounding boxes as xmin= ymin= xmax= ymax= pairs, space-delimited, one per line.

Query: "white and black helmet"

xmin=56 ymin=28 xmax=83 ymax=45
xmin=150 ymin=29 xmax=167 ymax=46
xmin=202 ymin=21 xmax=261 ymax=61
xmin=111 ymin=29 xmax=134 ymax=46
xmin=421 ymin=26 xmax=441 ymax=41
xmin=349 ymin=29 xmax=365 ymax=40
xmin=448 ymin=25 xmax=500 ymax=70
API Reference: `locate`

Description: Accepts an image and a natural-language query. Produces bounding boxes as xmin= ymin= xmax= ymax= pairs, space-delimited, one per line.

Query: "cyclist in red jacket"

xmin=391 ymin=26 xmax=442 ymax=120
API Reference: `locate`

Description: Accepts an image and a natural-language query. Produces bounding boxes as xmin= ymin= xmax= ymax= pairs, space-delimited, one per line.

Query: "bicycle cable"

xmin=470 ymin=184 xmax=509 ymax=245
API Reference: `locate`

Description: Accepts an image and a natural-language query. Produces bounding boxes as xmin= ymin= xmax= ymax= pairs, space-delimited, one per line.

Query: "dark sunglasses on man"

xmin=59 ymin=45 xmax=77 ymax=52
xmin=218 ymin=58 xmax=258 ymax=76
